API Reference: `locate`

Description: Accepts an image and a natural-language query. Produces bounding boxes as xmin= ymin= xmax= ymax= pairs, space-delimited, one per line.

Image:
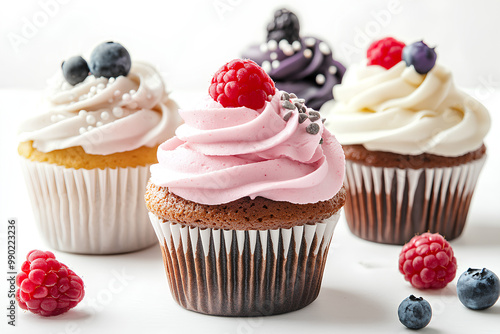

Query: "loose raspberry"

xmin=209 ymin=59 xmax=276 ymax=110
xmin=16 ymin=250 xmax=85 ymax=316
xmin=399 ymin=233 xmax=457 ymax=289
xmin=367 ymin=37 xmax=406 ymax=70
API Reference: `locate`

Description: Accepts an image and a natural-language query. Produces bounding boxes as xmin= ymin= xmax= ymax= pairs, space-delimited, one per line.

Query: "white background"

xmin=1 ymin=1 xmax=500 ymax=333
xmin=1 ymin=0 xmax=500 ymax=91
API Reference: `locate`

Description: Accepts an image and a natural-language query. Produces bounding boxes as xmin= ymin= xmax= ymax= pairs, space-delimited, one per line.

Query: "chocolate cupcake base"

xmin=148 ymin=212 xmax=340 ymax=316
xmin=344 ymin=157 xmax=486 ymax=245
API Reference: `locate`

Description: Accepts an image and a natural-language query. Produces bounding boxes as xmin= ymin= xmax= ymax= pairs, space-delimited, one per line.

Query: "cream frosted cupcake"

xmin=321 ymin=37 xmax=490 ymax=244
xmin=145 ymin=59 xmax=346 ymax=316
xmin=18 ymin=42 xmax=182 ymax=254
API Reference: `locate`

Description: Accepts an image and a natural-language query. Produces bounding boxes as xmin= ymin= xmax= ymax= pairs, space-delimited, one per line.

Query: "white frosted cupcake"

xmin=321 ymin=37 xmax=490 ymax=244
xmin=18 ymin=42 xmax=182 ymax=254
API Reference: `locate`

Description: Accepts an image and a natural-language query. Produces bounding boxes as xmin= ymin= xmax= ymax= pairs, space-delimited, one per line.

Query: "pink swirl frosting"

xmin=150 ymin=90 xmax=345 ymax=205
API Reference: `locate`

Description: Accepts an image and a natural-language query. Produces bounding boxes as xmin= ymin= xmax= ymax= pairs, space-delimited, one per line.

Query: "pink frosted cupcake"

xmin=145 ymin=59 xmax=346 ymax=316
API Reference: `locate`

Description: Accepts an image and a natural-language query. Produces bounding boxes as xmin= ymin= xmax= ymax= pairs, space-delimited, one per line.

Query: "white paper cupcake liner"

xmin=344 ymin=156 xmax=486 ymax=244
xmin=20 ymin=158 xmax=156 ymax=254
xmin=148 ymin=211 xmax=340 ymax=316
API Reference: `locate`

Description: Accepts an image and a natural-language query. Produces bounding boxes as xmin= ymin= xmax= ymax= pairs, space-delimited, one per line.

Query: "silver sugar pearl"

xmin=319 ymin=42 xmax=331 ymax=55
xmin=316 ymin=74 xmax=326 ymax=85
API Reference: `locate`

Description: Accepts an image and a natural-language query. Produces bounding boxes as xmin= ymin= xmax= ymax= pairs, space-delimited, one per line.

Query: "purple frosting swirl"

xmin=243 ymin=37 xmax=345 ymax=110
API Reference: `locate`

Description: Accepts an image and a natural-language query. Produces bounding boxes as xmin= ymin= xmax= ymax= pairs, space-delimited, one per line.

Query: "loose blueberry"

xmin=457 ymin=268 xmax=500 ymax=310
xmin=398 ymin=295 xmax=432 ymax=330
xmin=402 ymin=41 xmax=437 ymax=74
xmin=61 ymin=56 xmax=89 ymax=86
xmin=89 ymin=41 xmax=131 ymax=78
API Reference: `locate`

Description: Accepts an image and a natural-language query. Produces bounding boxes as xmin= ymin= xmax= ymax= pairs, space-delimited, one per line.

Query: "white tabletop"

xmin=1 ymin=89 xmax=499 ymax=334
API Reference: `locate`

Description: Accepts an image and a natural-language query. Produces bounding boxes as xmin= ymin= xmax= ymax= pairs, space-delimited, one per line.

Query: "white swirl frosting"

xmin=322 ymin=62 xmax=490 ymax=157
xmin=19 ymin=62 xmax=181 ymax=155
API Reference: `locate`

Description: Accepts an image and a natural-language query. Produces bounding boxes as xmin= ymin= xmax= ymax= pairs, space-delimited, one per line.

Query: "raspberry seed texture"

xmin=399 ymin=233 xmax=457 ymax=289
xmin=16 ymin=250 xmax=85 ymax=316
xmin=367 ymin=37 xmax=406 ymax=70
xmin=209 ymin=59 xmax=276 ymax=110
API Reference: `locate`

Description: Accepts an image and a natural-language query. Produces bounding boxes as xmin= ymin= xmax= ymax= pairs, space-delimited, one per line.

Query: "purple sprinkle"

xmin=319 ymin=138 xmax=324 ymax=144
xmin=306 ymin=123 xmax=320 ymax=135
xmin=283 ymin=111 xmax=292 ymax=121
xmin=298 ymin=113 xmax=308 ymax=124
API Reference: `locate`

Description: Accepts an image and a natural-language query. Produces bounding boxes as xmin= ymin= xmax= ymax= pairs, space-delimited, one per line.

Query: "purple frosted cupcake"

xmin=242 ymin=8 xmax=345 ymax=110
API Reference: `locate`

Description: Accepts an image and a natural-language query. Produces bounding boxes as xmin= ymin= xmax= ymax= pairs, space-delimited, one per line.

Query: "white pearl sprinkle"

xmin=79 ymin=127 xmax=86 ymax=134
xmin=267 ymin=40 xmax=278 ymax=51
xmin=57 ymin=114 xmax=66 ymax=120
xmin=108 ymin=77 xmax=115 ymax=84
xmin=78 ymin=110 xmax=87 ymax=117
xmin=87 ymin=91 xmax=95 ymax=98
xmin=329 ymin=66 xmax=338 ymax=75
xmin=90 ymin=86 xmax=97 ymax=93
xmin=78 ymin=94 xmax=87 ymax=101
xmin=270 ymin=52 xmax=278 ymax=60
xmin=262 ymin=61 xmax=271 ymax=73
xmin=62 ymin=82 xmax=71 ymax=90
xmin=267 ymin=95 xmax=273 ymax=101
xmin=122 ymin=93 xmax=131 ymax=101
xmin=97 ymin=83 xmax=105 ymax=90
xmin=87 ymin=126 xmax=93 ymax=131
xmin=305 ymin=37 xmax=316 ymax=47
xmin=112 ymin=107 xmax=124 ymax=118
xmin=129 ymin=89 xmax=136 ymax=95
xmin=319 ymin=42 xmax=331 ymax=55
xmin=259 ymin=43 xmax=268 ymax=53
xmin=100 ymin=111 xmax=110 ymax=120
xmin=283 ymin=46 xmax=294 ymax=56
xmin=303 ymin=49 xmax=313 ymax=58
xmin=114 ymin=90 xmax=121 ymax=97
xmin=271 ymin=60 xmax=280 ymax=69
xmin=292 ymin=40 xmax=302 ymax=51
xmin=86 ymin=115 xmax=96 ymax=124
xmin=316 ymin=74 xmax=326 ymax=85
xmin=278 ymin=39 xmax=289 ymax=50
xmin=96 ymin=121 xmax=103 ymax=127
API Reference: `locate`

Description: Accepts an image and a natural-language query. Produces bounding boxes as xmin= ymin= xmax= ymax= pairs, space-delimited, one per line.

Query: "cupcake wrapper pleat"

xmin=148 ymin=212 xmax=340 ymax=316
xmin=20 ymin=158 xmax=156 ymax=254
xmin=344 ymin=157 xmax=486 ymax=245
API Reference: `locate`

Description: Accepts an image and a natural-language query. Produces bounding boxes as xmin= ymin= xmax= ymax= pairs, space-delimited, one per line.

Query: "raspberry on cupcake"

xmin=145 ymin=59 xmax=346 ymax=316
xmin=321 ymin=36 xmax=490 ymax=245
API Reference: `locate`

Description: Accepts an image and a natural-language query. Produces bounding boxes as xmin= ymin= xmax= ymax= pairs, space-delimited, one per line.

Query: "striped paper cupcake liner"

xmin=148 ymin=211 xmax=340 ymax=316
xmin=20 ymin=158 xmax=156 ymax=254
xmin=344 ymin=156 xmax=486 ymax=245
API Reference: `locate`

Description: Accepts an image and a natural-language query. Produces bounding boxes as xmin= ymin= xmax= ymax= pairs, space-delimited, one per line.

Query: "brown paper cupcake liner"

xmin=148 ymin=212 xmax=340 ymax=316
xmin=20 ymin=158 xmax=156 ymax=254
xmin=344 ymin=157 xmax=486 ymax=245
